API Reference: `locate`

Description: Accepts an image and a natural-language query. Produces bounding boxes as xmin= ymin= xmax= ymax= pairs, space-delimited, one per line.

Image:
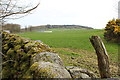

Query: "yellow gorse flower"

xmin=113 ymin=25 xmax=120 ymax=33
xmin=108 ymin=19 xmax=116 ymax=25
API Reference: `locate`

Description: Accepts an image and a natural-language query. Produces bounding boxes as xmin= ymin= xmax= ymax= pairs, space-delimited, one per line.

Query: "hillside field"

xmin=19 ymin=29 xmax=119 ymax=77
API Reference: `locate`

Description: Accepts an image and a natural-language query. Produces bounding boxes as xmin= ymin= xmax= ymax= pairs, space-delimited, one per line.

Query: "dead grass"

xmin=52 ymin=48 xmax=119 ymax=78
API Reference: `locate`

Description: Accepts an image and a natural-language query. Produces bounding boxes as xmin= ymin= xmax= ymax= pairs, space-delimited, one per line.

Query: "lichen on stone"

xmin=2 ymin=32 xmax=52 ymax=78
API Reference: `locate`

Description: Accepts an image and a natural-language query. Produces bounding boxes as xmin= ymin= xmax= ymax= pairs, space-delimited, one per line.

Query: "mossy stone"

xmin=2 ymin=32 xmax=52 ymax=78
xmin=29 ymin=62 xmax=71 ymax=78
xmin=14 ymin=45 xmax=21 ymax=51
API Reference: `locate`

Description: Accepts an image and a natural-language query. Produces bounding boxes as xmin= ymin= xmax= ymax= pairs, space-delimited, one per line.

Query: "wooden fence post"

xmin=89 ymin=36 xmax=111 ymax=78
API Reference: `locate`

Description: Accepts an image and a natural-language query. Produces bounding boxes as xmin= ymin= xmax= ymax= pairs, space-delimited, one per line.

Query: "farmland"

xmin=19 ymin=29 xmax=119 ymax=77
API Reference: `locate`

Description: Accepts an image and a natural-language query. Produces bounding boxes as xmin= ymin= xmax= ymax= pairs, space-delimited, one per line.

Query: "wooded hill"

xmin=42 ymin=25 xmax=93 ymax=29
xmin=22 ymin=25 xmax=93 ymax=32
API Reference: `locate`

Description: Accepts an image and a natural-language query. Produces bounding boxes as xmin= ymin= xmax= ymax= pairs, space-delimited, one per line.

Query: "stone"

xmin=35 ymin=40 xmax=43 ymax=43
xmin=2 ymin=32 xmax=52 ymax=78
xmin=24 ymin=42 xmax=36 ymax=51
xmin=3 ymin=30 xmax=10 ymax=33
xmin=28 ymin=62 xmax=71 ymax=78
xmin=66 ymin=66 xmax=97 ymax=78
xmin=32 ymin=52 xmax=64 ymax=66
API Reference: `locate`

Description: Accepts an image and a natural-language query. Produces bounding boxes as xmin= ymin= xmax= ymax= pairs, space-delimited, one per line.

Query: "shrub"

xmin=104 ymin=19 xmax=120 ymax=43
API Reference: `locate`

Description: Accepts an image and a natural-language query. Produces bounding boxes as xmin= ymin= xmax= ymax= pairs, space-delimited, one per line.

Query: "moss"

xmin=21 ymin=38 xmax=31 ymax=44
xmin=3 ymin=46 xmax=9 ymax=51
xmin=23 ymin=75 xmax=33 ymax=78
xmin=2 ymin=32 xmax=52 ymax=78
xmin=23 ymin=62 xmax=39 ymax=78
xmin=30 ymin=62 xmax=39 ymax=70
xmin=2 ymin=68 xmax=11 ymax=78
xmin=14 ymin=37 xmax=22 ymax=43
xmin=29 ymin=62 xmax=57 ymax=78
xmin=14 ymin=45 xmax=21 ymax=51
xmin=6 ymin=48 xmax=15 ymax=58
xmin=24 ymin=42 xmax=35 ymax=51
xmin=2 ymin=44 xmax=9 ymax=51
xmin=20 ymin=64 xmax=27 ymax=70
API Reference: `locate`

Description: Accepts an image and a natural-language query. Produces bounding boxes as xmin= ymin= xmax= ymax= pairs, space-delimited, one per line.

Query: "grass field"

xmin=19 ymin=29 xmax=119 ymax=77
xmin=19 ymin=29 xmax=118 ymax=61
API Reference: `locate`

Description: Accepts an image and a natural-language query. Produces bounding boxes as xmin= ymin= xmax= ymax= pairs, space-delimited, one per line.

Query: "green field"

xmin=19 ymin=29 xmax=118 ymax=60
xmin=19 ymin=29 xmax=119 ymax=77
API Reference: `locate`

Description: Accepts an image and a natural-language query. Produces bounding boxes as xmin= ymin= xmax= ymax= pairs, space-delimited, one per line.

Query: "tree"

xmin=0 ymin=0 xmax=40 ymax=78
xmin=3 ymin=23 xmax=21 ymax=33
xmin=0 ymin=0 xmax=40 ymax=27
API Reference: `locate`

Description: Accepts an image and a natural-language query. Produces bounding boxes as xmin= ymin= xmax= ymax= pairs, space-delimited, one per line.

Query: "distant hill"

xmin=21 ymin=25 xmax=93 ymax=32
xmin=43 ymin=25 xmax=93 ymax=29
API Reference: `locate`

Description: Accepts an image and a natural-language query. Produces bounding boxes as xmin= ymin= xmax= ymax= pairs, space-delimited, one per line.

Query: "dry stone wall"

xmin=2 ymin=32 xmax=96 ymax=79
xmin=2 ymin=32 xmax=51 ymax=78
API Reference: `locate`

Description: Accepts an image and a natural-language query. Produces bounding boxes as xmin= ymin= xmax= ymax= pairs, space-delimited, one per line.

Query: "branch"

xmin=0 ymin=3 xmax=40 ymax=19
xmin=0 ymin=52 xmax=7 ymax=58
xmin=5 ymin=0 xmax=12 ymax=14
xmin=0 ymin=60 xmax=15 ymax=66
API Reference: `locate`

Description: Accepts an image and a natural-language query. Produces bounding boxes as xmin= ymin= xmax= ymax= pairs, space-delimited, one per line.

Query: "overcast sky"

xmin=9 ymin=0 xmax=119 ymax=29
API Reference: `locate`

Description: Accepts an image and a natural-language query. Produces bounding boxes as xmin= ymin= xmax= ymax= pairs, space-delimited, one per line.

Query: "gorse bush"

xmin=104 ymin=19 xmax=120 ymax=43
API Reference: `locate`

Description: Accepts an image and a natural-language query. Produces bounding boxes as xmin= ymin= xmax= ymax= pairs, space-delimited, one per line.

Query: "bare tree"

xmin=0 ymin=0 xmax=40 ymax=25
xmin=0 ymin=0 xmax=40 ymax=78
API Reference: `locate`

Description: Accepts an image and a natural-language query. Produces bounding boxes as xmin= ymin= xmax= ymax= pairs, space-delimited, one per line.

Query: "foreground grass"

xmin=19 ymin=29 xmax=119 ymax=77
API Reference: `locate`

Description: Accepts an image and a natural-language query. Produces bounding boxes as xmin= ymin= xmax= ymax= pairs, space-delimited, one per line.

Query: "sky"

xmin=9 ymin=0 xmax=119 ymax=29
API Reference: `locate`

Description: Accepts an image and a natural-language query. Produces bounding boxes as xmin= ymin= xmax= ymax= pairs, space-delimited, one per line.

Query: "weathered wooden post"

xmin=89 ymin=36 xmax=111 ymax=78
